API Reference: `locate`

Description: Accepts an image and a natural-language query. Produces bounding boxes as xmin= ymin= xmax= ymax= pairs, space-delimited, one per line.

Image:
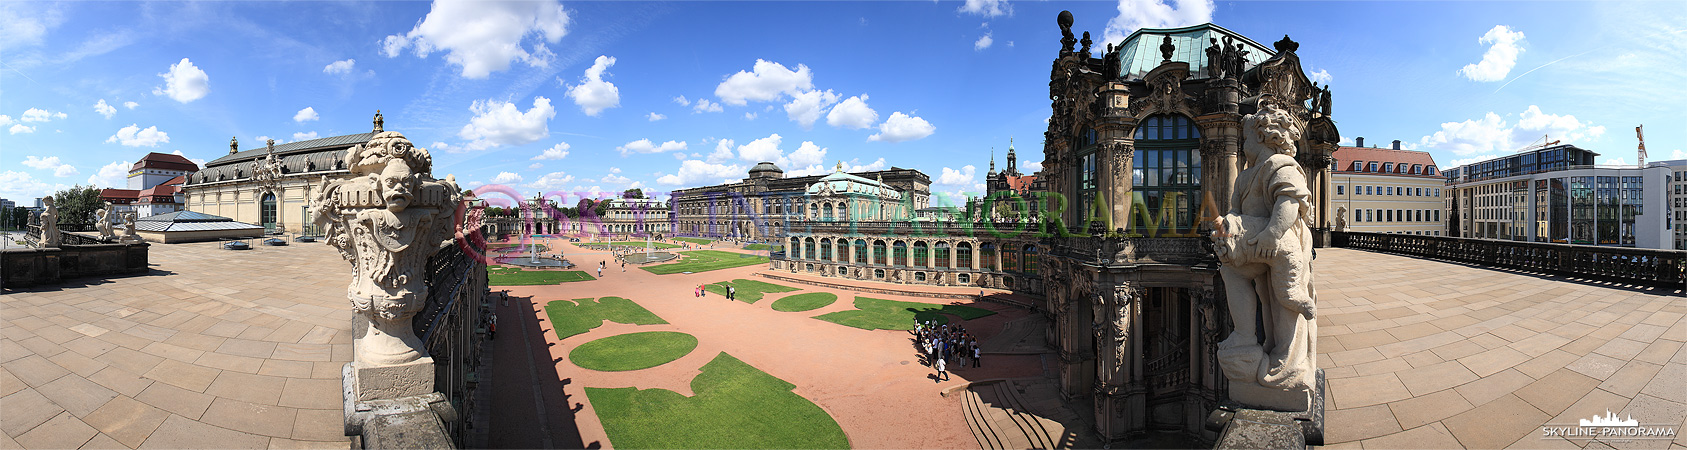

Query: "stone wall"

xmin=1 ymin=242 xmax=150 ymax=289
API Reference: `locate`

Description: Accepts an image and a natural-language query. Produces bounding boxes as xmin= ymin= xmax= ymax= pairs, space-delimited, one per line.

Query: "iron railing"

xmin=1332 ymin=231 xmax=1686 ymax=288
xmin=412 ymin=239 xmax=488 ymax=447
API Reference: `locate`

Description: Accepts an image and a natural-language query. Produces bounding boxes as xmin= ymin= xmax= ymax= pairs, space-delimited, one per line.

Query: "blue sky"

xmin=3 ymin=0 xmax=1683 ymax=206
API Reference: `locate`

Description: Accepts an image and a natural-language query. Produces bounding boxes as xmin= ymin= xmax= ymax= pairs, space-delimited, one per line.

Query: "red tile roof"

xmin=1332 ymin=146 xmax=1441 ymax=178
xmin=100 ymin=188 xmax=140 ymax=203
xmin=1004 ymin=175 xmax=1038 ymax=193
xmin=130 ymin=152 xmax=200 ymax=173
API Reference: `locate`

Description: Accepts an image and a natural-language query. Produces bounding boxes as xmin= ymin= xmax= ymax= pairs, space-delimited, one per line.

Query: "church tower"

xmin=1006 ymin=137 xmax=1018 ymax=176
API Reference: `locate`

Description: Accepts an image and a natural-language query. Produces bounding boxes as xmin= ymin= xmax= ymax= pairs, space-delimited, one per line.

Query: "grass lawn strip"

xmin=544 ymin=297 xmax=667 ymax=340
xmin=585 ymin=352 xmax=849 ymax=449
xmin=770 ymin=292 xmax=838 ymax=312
xmin=570 ymin=332 xmax=698 ymax=372
xmin=672 ymin=237 xmax=713 ymax=245
xmin=703 ymin=279 xmax=801 ymax=304
xmin=812 ymin=296 xmax=996 ymax=331
xmin=488 ymin=267 xmax=594 ymax=285
xmin=641 ymin=250 xmax=770 ymax=275
xmin=581 ymin=241 xmax=682 ymax=249
xmin=741 ymin=243 xmax=784 ymax=251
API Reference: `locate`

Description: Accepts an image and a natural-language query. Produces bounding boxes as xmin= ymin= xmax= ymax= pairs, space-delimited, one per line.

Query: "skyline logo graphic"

xmin=1580 ymin=410 xmax=1639 ymax=427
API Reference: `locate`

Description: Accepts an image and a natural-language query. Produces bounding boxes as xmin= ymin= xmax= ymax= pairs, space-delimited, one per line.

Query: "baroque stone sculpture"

xmin=309 ymin=132 xmax=460 ymax=382
xmin=121 ymin=211 xmax=141 ymax=243
xmin=39 ymin=196 xmax=60 ymax=248
xmin=95 ymin=202 xmax=116 ymax=241
xmin=1211 ymin=102 xmax=1318 ymax=412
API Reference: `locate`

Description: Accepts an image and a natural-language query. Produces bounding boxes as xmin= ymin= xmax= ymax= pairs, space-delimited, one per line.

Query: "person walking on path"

xmin=597 ymin=264 xmax=603 ymax=278
xmin=621 ymin=261 xmax=626 ymax=272
xmin=488 ymin=314 xmax=498 ymax=340
xmin=973 ymin=343 xmax=982 ymax=368
xmin=727 ymin=285 xmax=736 ymax=301
xmin=936 ymin=355 xmax=948 ymax=382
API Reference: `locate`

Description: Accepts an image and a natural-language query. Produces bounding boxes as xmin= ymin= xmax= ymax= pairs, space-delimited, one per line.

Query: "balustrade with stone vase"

xmin=1332 ymin=231 xmax=1687 ymax=287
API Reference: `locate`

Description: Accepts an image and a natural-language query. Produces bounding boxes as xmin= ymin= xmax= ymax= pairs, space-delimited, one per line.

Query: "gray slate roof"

xmin=134 ymin=210 xmax=264 ymax=232
xmin=191 ymin=132 xmax=373 ymax=185
xmin=205 ymin=132 xmax=376 ymax=167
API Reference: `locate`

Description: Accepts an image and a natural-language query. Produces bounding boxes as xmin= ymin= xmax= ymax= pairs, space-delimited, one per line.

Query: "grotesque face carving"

xmin=380 ymin=159 xmax=416 ymax=213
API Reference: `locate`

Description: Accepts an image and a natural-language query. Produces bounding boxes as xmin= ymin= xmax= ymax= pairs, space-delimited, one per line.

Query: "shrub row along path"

xmin=488 ymin=236 xmax=1042 ymax=449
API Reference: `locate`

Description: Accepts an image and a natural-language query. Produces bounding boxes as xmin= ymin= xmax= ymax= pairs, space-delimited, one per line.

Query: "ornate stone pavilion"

xmin=183 ymin=112 xmax=390 ymax=234
xmin=1031 ymin=12 xmax=1339 ymax=444
xmin=670 ymin=162 xmax=932 ymax=240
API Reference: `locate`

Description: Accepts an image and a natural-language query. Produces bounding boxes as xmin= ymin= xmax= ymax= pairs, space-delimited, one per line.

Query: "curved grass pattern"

xmin=570 ymin=331 xmax=698 ymax=372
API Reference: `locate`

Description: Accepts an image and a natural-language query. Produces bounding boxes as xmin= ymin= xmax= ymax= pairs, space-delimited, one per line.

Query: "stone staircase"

xmin=961 ymin=379 xmax=1101 ymax=449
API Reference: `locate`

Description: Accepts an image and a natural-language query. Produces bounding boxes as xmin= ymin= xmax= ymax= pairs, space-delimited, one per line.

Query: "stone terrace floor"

xmin=1 ymin=241 xmax=353 ymax=449
xmin=1315 ymin=248 xmax=1687 ymax=450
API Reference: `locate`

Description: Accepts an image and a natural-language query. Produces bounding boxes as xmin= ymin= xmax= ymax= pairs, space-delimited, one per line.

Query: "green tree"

xmin=54 ymin=185 xmax=102 ymax=231
xmin=10 ymin=206 xmax=28 ymax=230
xmin=623 ymin=188 xmax=644 ymax=199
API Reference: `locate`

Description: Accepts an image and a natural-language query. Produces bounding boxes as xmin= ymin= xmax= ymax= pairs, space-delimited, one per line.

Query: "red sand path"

xmin=488 ymin=237 xmax=1044 ymax=449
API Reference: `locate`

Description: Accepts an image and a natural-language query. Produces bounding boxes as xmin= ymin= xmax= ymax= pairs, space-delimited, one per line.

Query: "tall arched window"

xmin=819 ymin=238 xmax=832 ymax=261
xmin=912 ymin=241 xmax=928 ymax=267
xmin=979 ymin=243 xmax=996 ymax=270
xmin=956 ymin=242 xmax=972 ymax=269
xmin=1022 ymin=244 xmax=1040 ymax=274
xmin=1131 ymin=114 xmax=1202 ymax=236
xmin=853 ymin=239 xmax=867 ymax=263
xmin=872 ymin=240 xmax=887 ymax=265
xmin=261 ymin=192 xmax=278 ymax=231
xmin=892 ymin=241 xmax=908 ymax=267
xmin=803 ymin=237 xmax=816 ymax=260
xmin=934 ymin=242 xmax=950 ymax=269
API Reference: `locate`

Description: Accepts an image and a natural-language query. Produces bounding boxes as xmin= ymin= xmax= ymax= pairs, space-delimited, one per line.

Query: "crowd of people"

xmin=915 ymin=320 xmax=981 ymax=382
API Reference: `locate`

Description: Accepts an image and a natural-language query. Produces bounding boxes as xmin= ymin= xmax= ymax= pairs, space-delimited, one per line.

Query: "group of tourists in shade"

xmin=916 ymin=320 xmax=980 ymax=382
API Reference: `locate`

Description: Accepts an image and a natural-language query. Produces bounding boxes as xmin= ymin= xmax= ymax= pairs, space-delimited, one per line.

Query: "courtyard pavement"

xmin=1315 ymin=248 xmax=1687 ymax=450
xmin=1 ymin=241 xmax=353 ymax=449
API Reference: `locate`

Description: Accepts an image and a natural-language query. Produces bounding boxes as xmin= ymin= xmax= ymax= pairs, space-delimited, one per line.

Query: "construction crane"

xmin=1517 ymin=134 xmax=1560 ymax=153
xmin=1637 ymin=125 xmax=1647 ymax=167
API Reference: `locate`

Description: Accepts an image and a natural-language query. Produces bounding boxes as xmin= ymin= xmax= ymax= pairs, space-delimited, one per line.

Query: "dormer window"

xmin=1382 ymin=162 xmax=1394 ymax=173
xmin=1367 ymin=162 xmax=1378 ymax=172
xmin=1426 ymin=166 xmax=1437 ymax=175
xmin=1351 ymin=161 xmax=1364 ymax=171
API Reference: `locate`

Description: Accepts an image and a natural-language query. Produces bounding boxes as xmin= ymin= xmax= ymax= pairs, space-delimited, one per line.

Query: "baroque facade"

xmin=1032 ymin=14 xmax=1338 ymax=443
xmin=1330 ymin=140 xmax=1445 ymax=235
xmin=183 ymin=112 xmax=389 ymax=234
xmin=669 ymin=162 xmax=931 ymax=240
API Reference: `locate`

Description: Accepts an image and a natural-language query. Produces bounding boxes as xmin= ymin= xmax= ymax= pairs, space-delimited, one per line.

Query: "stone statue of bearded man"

xmin=1211 ymin=102 xmax=1319 ymax=412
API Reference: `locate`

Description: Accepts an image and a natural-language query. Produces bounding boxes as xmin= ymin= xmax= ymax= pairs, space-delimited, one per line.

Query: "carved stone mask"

xmin=380 ymin=159 xmax=416 ymax=213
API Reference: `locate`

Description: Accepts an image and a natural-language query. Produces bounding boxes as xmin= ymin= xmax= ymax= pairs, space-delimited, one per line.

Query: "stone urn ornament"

xmin=309 ymin=131 xmax=460 ymax=399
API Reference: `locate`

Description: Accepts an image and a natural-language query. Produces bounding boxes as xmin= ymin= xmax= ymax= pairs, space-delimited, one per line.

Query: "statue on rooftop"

xmin=1211 ymin=102 xmax=1319 ymax=412
xmin=39 ymin=196 xmax=59 ymax=248
xmin=310 ymin=132 xmax=460 ymax=368
xmin=1057 ymin=10 xmax=1077 ymax=54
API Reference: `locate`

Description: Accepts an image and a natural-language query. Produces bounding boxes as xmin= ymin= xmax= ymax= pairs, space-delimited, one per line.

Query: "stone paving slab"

xmin=1 ymin=242 xmax=354 ymax=449
xmin=1315 ymin=248 xmax=1687 ymax=450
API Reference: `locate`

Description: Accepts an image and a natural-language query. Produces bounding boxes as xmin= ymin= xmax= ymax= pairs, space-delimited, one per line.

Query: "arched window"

xmin=892 ymin=241 xmax=909 ymax=267
xmin=912 ymin=241 xmax=928 ymax=267
xmin=261 ymin=192 xmax=278 ymax=232
xmin=803 ymin=237 xmax=816 ymax=260
xmin=853 ymin=239 xmax=867 ymax=263
xmin=956 ymin=242 xmax=973 ymax=269
xmin=1001 ymin=246 xmax=1019 ymax=273
xmin=1131 ymin=114 xmax=1203 ymax=236
xmin=819 ymin=238 xmax=832 ymax=261
xmin=934 ymin=242 xmax=950 ymax=269
xmin=979 ymin=242 xmax=996 ymax=270
xmin=873 ymin=240 xmax=887 ymax=265
xmin=823 ymin=203 xmax=834 ymax=221
xmin=1022 ymin=244 xmax=1039 ymax=274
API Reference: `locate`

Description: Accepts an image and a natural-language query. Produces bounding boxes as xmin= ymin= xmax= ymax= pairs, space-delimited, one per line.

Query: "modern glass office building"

xmin=1444 ymin=145 xmax=1672 ymax=248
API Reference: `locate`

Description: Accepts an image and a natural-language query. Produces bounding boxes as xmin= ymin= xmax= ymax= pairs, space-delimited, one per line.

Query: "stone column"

xmin=971 ymin=242 xmax=980 ymax=270
xmin=947 ymin=242 xmax=957 ymax=270
xmin=309 ymin=132 xmax=461 ymax=401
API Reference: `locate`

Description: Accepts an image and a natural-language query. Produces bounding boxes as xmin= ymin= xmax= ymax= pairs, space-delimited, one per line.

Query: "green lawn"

xmin=812 ymin=297 xmax=996 ymax=331
xmin=741 ymin=243 xmax=784 ymax=251
xmin=586 ymin=352 xmax=849 ymax=449
xmin=581 ymin=241 xmax=683 ymax=249
xmin=570 ymin=331 xmax=698 ymax=372
xmin=770 ymin=293 xmax=838 ymax=313
xmin=641 ymin=250 xmax=769 ymax=275
xmin=544 ymin=297 xmax=668 ymax=340
xmin=673 ymin=237 xmax=713 ymax=245
xmin=488 ymin=266 xmax=594 ymax=285
xmin=704 ymin=279 xmax=800 ymax=304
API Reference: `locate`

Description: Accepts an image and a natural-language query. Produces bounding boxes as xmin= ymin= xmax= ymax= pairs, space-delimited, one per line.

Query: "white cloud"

xmin=492 ymin=171 xmax=523 ymax=184
xmin=168 ymin=149 xmax=206 ymax=167
xmin=783 ymin=89 xmax=839 ymax=129
xmin=105 ymin=124 xmax=169 ymax=147
xmin=525 ymin=171 xmax=575 ymax=190
xmin=87 ymin=161 xmax=127 ymax=188
xmin=152 ymin=57 xmax=210 ymax=103
xmin=0 ymin=115 xmax=11 ymax=126
xmin=714 ymin=59 xmax=813 ymax=106
xmin=868 ymin=112 xmax=936 ymax=143
xmin=529 ymin=162 xmax=543 ymax=169
xmin=1022 ymin=160 xmax=1044 ymax=173
xmin=254 ymin=136 xmax=275 ymax=145
xmin=458 ymin=96 xmax=557 ymax=151
xmin=674 ymin=152 xmax=687 ymax=160
xmin=601 ymin=173 xmax=633 ymax=185
xmin=1309 ymin=69 xmax=1332 ymax=85
xmin=1419 ymin=105 xmax=1604 ymax=156
xmin=431 ymin=141 xmax=452 ymax=152
xmin=323 ymin=59 xmax=356 ymax=74
xmin=0 ymin=171 xmax=68 ymax=203
xmin=293 ymin=131 xmax=319 ymax=141
xmin=54 ymin=164 xmax=79 ymax=177
xmin=616 ymin=139 xmax=687 ymax=156
xmin=9 ymin=124 xmax=34 ymax=134
xmin=1673 ymin=149 xmax=1687 ymax=160
xmin=294 ymin=107 xmax=319 ymax=123
xmin=959 ymin=0 xmax=1012 ymax=18
xmin=788 ymin=141 xmax=827 ymax=168
xmin=657 ymin=160 xmax=746 ymax=186
xmin=381 ymin=0 xmax=570 ymax=78
xmin=647 ymin=112 xmax=666 ymax=121
xmin=1102 ymin=0 xmax=1215 ymax=49
xmin=563 ymin=55 xmax=620 ymax=116
xmin=0 ymin=4 xmax=59 ymax=51
xmin=1601 ymin=157 xmax=1630 ymax=166
xmin=693 ymin=98 xmax=723 ymax=113
xmin=937 ymin=165 xmax=977 ymax=185
xmin=974 ymin=33 xmax=994 ymax=51
xmin=744 ymin=112 xmax=757 ymax=120
xmin=706 ymin=139 xmax=736 ymax=163
xmin=826 ymin=94 xmax=878 ymax=130
xmin=94 ymin=99 xmax=116 ymax=119
xmin=532 ymin=142 xmax=571 ymax=160
xmin=736 ymin=134 xmax=785 ymax=163
xmin=1459 ymin=25 xmax=1526 ymax=82
xmin=123 ymin=101 xmax=137 ymax=109
xmin=21 ymin=156 xmax=63 ymax=170
xmin=20 ymin=108 xmax=66 ymax=122
xmin=672 ymin=95 xmax=690 ymax=106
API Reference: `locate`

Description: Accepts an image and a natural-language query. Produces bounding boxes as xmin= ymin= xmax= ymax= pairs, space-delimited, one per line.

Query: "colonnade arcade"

xmin=777 ymin=233 xmax=1040 ymax=289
